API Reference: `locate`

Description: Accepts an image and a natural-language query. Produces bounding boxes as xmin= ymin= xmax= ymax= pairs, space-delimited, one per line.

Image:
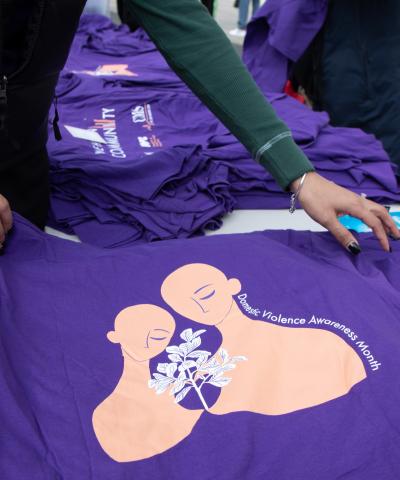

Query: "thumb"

xmin=326 ymin=217 xmax=361 ymax=255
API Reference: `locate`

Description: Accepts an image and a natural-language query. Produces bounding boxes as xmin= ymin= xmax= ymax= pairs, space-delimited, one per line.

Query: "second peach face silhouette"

xmin=161 ymin=263 xmax=366 ymax=416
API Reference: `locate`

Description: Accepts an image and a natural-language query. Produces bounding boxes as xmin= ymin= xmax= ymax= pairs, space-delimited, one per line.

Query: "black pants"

xmin=201 ymin=0 xmax=215 ymax=15
xmin=0 ymin=0 xmax=85 ymax=229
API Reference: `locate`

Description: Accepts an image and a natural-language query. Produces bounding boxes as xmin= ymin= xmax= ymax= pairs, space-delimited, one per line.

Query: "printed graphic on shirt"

xmin=89 ymin=108 xmax=126 ymax=158
xmin=93 ymin=264 xmax=368 ymax=463
xmin=160 ymin=263 xmax=367 ymax=417
xmin=72 ymin=64 xmax=137 ymax=77
xmin=92 ymin=305 xmax=204 ymax=463
xmin=131 ymin=104 xmax=155 ymax=131
xmin=64 ymin=125 xmax=106 ymax=144
xmin=137 ymin=135 xmax=163 ymax=148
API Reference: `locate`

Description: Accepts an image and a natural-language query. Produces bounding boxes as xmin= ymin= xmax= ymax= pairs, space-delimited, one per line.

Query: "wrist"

xmin=290 ymin=171 xmax=317 ymax=193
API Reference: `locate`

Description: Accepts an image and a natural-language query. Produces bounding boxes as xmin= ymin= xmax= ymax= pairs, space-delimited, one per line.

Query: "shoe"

xmin=229 ymin=28 xmax=246 ymax=38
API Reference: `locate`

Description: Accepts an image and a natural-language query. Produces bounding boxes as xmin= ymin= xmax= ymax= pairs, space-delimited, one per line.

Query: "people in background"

xmin=230 ymin=0 xmax=260 ymax=38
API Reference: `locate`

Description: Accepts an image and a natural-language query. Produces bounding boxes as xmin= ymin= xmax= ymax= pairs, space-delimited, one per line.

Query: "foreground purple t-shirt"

xmin=1 ymin=214 xmax=400 ymax=479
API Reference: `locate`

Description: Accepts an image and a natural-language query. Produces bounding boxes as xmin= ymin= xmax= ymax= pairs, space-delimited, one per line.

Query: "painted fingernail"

xmin=347 ymin=242 xmax=361 ymax=255
xmin=389 ymin=234 xmax=400 ymax=241
xmin=384 ymin=205 xmax=391 ymax=212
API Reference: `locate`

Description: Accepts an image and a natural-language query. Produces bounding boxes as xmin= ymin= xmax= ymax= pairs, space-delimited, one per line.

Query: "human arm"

xmin=126 ymin=0 xmax=399 ymax=251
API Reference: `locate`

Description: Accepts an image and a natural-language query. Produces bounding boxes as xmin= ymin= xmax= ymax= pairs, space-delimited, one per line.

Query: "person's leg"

xmin=0 ymin=145 xmax=49 ymax=230
xmin=252 ymin=0 xmax=260 ymax=17
xmin=238 ymin=0 xmax=250 ymax=30
xmin=201 ymin=0 xmax=214 ymax=15
xmin=0 ymin=0 xmax=85 ymax=229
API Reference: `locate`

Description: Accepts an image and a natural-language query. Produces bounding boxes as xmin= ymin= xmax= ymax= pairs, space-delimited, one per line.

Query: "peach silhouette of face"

xmin=107 ymin=305 xmax=175 ymax=362
xmin=161 ymin=264 xmax=241 ymax=325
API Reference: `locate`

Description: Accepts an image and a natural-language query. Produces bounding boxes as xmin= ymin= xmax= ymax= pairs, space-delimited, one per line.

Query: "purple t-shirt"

xmin=243 ymin=0 xmax=329 ymax=92
xmin=1 ymin=214 xmax=400 ymax=479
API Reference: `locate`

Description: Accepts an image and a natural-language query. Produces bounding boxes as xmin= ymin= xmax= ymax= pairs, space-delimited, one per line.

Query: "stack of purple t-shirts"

xmin=48 ymin=14 xmax=400 ymax=247
xmin=205 ymin=93 xmax=400 ymax=208
xmin=49 ymin=18 xmax=233 ymax=247
xmin=2 ymin=214 xmax=400 ymax=479
xmin=69 ymin=14 xmax=190 ymax=92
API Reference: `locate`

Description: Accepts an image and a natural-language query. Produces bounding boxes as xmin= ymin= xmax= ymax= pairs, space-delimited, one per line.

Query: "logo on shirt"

xmin=90 ymin=108 xmax=127 ymax=158
xmin=73 ymin=64 xmax=138 ymax=77
xmin=137 ymin=135 xmax=163 ymax=148
xmin=131 ymin=104 xmax=155 ymax=131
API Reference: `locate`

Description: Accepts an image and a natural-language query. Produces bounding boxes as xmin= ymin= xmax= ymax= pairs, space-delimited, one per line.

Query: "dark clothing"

xmin=0 ymin=0 xmax=86 ymax=228
xmin=201 ymin=0 xmax=215 ymax=15
xmin=117 ymin=0 xmax=140 ymax=31
xmin=1 ymin=0 xmax=313 ymax=228
xmin=295 ymin=0 xmax=400 ymax=170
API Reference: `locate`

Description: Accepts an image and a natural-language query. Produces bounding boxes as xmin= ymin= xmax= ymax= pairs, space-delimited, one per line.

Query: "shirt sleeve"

xmin=126 ymin=0 xmax=315 ymax=190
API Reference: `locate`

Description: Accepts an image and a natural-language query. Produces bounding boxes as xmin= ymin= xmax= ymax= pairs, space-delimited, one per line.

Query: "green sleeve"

xmin=126 ymin=0 xmax=315 ymax=190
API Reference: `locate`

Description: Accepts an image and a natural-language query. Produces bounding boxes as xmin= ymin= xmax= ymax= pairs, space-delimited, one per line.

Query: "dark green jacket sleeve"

xmin=126 ymin=0 xmax=315 ymax=190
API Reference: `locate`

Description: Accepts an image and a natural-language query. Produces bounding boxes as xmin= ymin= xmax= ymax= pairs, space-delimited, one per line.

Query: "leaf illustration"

xmin=187 ymin=350 xmax=211 ymax=359
xmin=201 ymin=357 xmax=219 ymax=369
xmin=170 ymin=380 xmax=187 ymax=395
xmin=192 ymin=329 xmax=206 ymax=339
xmin=155 ymin=382 xmax=171 ymax=394
xmin=148 ymin=379 xmax=157 ymax=388
xmin=219 ymin=348 xmax=228 ymax=363
xmin=156 ymin=363 xmax=169 ymax=374
xmin=188 ymin=336 xmax=201 ymax=353
xmin=149 ymin=328 xmax=245 ymax=410
xmin=195 ymin=353 xmax=210 ymax=366
xmin=231 ymin=355 xmax=247 ymax=363
xmin=178 ymin=369 xmax=187 ymax=381
xmin=208 ymin=377 xmax=232 ymax=387
xmin=180 ymin=360 xmax=197 ymax=370
xmin=208 ymin=364 xmax=236 ymax=377
xmin=179 ymin=342 xmax=191 ymax=356
xmin=166 ymin=345 xmax=181 ymax=355
xmin=180 ymin=328 xmax=194 ymax=342
xmin=166 ymin=363 xmax=178 ymax=378
xmin=174 ymin=386 xmax=192 ymax=404
xmin=168 ymin=353 xmax=182 ymax=363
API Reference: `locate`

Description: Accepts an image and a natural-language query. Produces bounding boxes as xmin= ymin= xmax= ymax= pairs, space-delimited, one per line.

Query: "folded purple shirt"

xmin=48 ymin=14 xmax=400 ymax=246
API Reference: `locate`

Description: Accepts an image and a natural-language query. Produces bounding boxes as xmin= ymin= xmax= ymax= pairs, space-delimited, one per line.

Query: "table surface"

xmin=46 ymin=205 xmax=400 ymax=243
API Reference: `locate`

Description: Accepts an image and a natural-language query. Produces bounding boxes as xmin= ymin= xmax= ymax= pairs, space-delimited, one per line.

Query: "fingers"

xmin=345 ymin=198 xmax=393 ymax=252
xmin=0 ymin=196 xmax=12 ymax=251
xmin=0 ymin=196 xmax=12 ymax=233
xmin=372 ymin=205 xmax=400 ymax=240
xmin=325 ymin=216 xmax=361 ymax=254
xmin=358 ymin=209 xmax=390 ymax=252
xmin=0 ymin=222 xmax=4 ymax=249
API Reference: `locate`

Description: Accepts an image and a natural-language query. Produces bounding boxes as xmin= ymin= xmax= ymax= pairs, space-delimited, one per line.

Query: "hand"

xmin=291 ymin=172 xmax=400 ymax=253
xmin=0 ymin=194 xmax=13 ymax=250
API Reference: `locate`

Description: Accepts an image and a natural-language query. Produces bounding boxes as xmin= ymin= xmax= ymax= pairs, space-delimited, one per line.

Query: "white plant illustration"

xmin=148 ymin=328 xmax=247 ymax=410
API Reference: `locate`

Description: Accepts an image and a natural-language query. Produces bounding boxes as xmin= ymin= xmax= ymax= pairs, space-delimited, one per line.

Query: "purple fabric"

xmin=1 ymin=213 xmax=400 ymax=478
xmin=49 ymin=73 xmax=233 ymax=246
xmin=243 ymin=0 xmax=329 ymax=92
xmin=47 ymin=15 xmax=400 ymax=247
